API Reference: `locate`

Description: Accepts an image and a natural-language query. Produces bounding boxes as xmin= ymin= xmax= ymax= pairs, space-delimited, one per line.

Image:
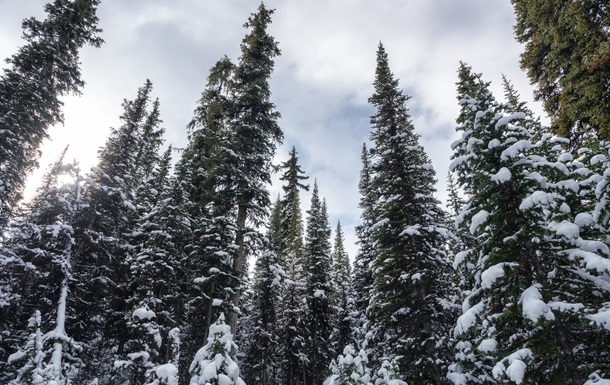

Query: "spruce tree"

xmin=511 ymin=0 xmax=610 ymax=145
xmin=324 ymin=345 xmax=372 ymax=385
xmin=68 ymin=80 xmax=163 ymax=383
xmin=0 ymin=0 xmax=103 ymax=229
xmin=303 ymin=183 xmax=333 ymax=385
xmin=329 ymin=221 xmax=356 ymax=357
xmin=447 ymin=64 xmax=610 ymax=384
xmin=240 ymin=198 xmax=288 ymax=385
xmin=228 ymin=2 xmax=283 ymax=332
xmin=189 ymin=314 xmax=246 ymax=385
xmin=4 ymin=156 xmax=84 ymax=384
xmin=352 ymin=144 xmax=375 ymax=343
xmin=365 ymin=43 xmax=455 ymax=383
xmin=279 ymin=188 xmax=309 ymax=385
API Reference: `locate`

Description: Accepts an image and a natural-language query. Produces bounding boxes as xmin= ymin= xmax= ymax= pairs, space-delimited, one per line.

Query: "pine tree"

xmin=447 ymin=64 xmax=610 ymax=384
xmin=189 ymin=314 xmax=246 ymax=385
xmin=365 ymin=43 xmax=455 ymax=383
xmin=329 ymin=221 xmax=356 ymax=357
xmin=0 ymin=0 xmax=103 ymax=229
xmin=512 ymin=0 xmax=610 ymax=145
xmin=303 ymin=183 xmax=333 ymax=385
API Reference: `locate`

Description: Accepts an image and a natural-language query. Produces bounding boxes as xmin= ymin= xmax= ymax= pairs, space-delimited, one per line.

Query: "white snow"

xmin=495 ymin=112 xmax=526 ymax=129
xmin=501 ymin=139 xmax=531 ymax=160
xmin=477 ymin=338 xmax=497 ymax=352
xmin=212 ymin=299 xmax=223 ymax=306
xmin=520 ymin=284 xmax=554 ymax=323
xmin=549 ymin=221 xmax=580 ymax=240
xmin=455 ymin=301 xmax=485 ymax=337
xmin=481 ymin=263 xmax=518 ymax=289
xmin=574 ymin=213 xmax=595 ymax=227
xmin=469 ymin=210 xmax=489 ymax=234
xmin=133 ymin=307 xmax=156 ymax=320
xmin=587 ymin=307 xmax=610 ymax=331
xmin=492 ymin=348 xmax=533 ymax=384
xmin=156 ymin=364 xmax=179 ymax=385
xmin=491 ymin=167 xmax=512 ymax=184
xmin=313 ymin=289 xmax=326 ymax=298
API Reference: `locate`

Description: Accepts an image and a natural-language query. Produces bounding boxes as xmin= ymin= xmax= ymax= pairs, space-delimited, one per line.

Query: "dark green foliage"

xmin=365 ymin=43 xmax=455 ymax=384
xmin=329 ymin=221 xmax=356 ymax=356
xmin=0 ymin=0 xmax=103 ymax=229
xmin=303 ymin=183 xmax=333 ymax=385
xmin=512 ymin=0 xmax=610 ymax=145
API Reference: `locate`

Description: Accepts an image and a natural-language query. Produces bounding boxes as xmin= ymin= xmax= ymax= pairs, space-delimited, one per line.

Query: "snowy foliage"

xmin=189 ymin=314 xmax=246 ymax=385
xmin=324 ymin=345 xmax=372 ymax=385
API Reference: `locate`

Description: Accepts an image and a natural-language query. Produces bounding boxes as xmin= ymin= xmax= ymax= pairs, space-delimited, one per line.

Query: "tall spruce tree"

xmin=68 ymin=80 xmax=163 ymax=384
xmin=303 ymin=183 xmax=333 ymax=385
xmin=365 ymin=43 xmax=455 ymax=384
xmin=329 ymin=221 xmax=356 ymax=357
xmin=0 ymin=0 xmax=103 ymax=230
xmin=279 ymin=187 xmax=309 ymax=385
xmin=228 ymin=2 xmax=283 ymax=332
xmin=176 ymin=55 xmax=238 ymax=384
xmin=447 ymin=63 xmax=610 ymax=384
xmin=511 ymin=0 xmax=610 ymax=145
xmin=352 ymin=143 xmax=375 ymax=344
xmin=240 ymin=200 xmax=288 ymax=385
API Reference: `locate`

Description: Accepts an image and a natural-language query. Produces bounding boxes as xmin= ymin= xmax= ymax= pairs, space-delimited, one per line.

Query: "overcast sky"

xmin=0 ymin=0 xmax=547 ymax=258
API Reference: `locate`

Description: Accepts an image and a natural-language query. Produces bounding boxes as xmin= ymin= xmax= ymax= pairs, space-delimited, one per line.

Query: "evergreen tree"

xmin=365 ymin=43 xmax=455 ymax=383
xmin=512 ymin=0 xmax=610 ymax=145
xmin=118 ymin=147 xmax=189 ymax=384
xmin=303 ymin=183 xmax=333 ymax=385
xmin=189 ymin=313 xmax=246 ymax=385
xmin=324 ymin=345 xmax=372 ymax=385
xmin=0 ymin=0 xmax=103 ymax=229
xmin=5 ymin=156 xmax=84 ymax=384
xmin=177 ymin=56 xmax=239 ymax=383
xmin=279 ymin=146 xmax=310 ymax=249
xmin=446 ymin=171 xmax=464 ymax=218
xmin=227 ymin=2 xmax=283 ymax=332
xmin=240 ymin=200 xmax=288 ymax=385
xmin=329 ymin=221 xmax=356 ymax=357
xmin=279 ymin=188 xmax=309 ymax=385
xmin=69 ymin=80 xmax=163 ymax=383
xmin=447 ymin=64 xmax=610 ymax=384
xmin=352 ymin=144 xmax=375 ymax=344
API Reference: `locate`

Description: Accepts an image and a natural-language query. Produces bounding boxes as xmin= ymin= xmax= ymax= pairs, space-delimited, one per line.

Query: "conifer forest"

xmin=2 ymin=1 xmax=610 ymax=384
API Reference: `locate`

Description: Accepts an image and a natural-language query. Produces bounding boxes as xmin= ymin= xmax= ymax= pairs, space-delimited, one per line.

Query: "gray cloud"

xmin=1 ymin=0 xmax=546 ymax=258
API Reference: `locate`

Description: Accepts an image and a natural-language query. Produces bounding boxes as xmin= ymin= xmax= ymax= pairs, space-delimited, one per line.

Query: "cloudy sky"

xmin=0 ymin=0 xmax=546 ymax=258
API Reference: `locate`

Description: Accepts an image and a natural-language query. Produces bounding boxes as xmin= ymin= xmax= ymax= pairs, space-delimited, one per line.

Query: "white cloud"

xmin=0 ymin=0 xmax=547 ymax=259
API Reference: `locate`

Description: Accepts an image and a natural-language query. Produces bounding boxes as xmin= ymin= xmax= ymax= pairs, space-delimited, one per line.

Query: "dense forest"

xmin=0 ymin=1 xmax=609 ymax=384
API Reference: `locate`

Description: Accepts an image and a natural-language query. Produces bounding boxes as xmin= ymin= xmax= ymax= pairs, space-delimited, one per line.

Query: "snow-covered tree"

xmin=365 ymin=43 xmax=456 ymax=383
xmin=303 ymin=184 xmax=333 ymax=385
xmin=240 ymin=197 xmax=288 ymax=385
xmin=5 ymin=155 xmax=84 ymax=384
xmin=324 ymin=345 xmax=372 ymax=385
xmin=352 ymin=144 xmax=375 ymax=344
xmin=189 ymin=313 xmax=246 ymax=385
xmin=448 ymin=63 xmax=610 ymax=384
xmin=0 ymin=0 xmax=102 ymax=230
xmin=329 ymin=221 xmax=356 ymax=357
